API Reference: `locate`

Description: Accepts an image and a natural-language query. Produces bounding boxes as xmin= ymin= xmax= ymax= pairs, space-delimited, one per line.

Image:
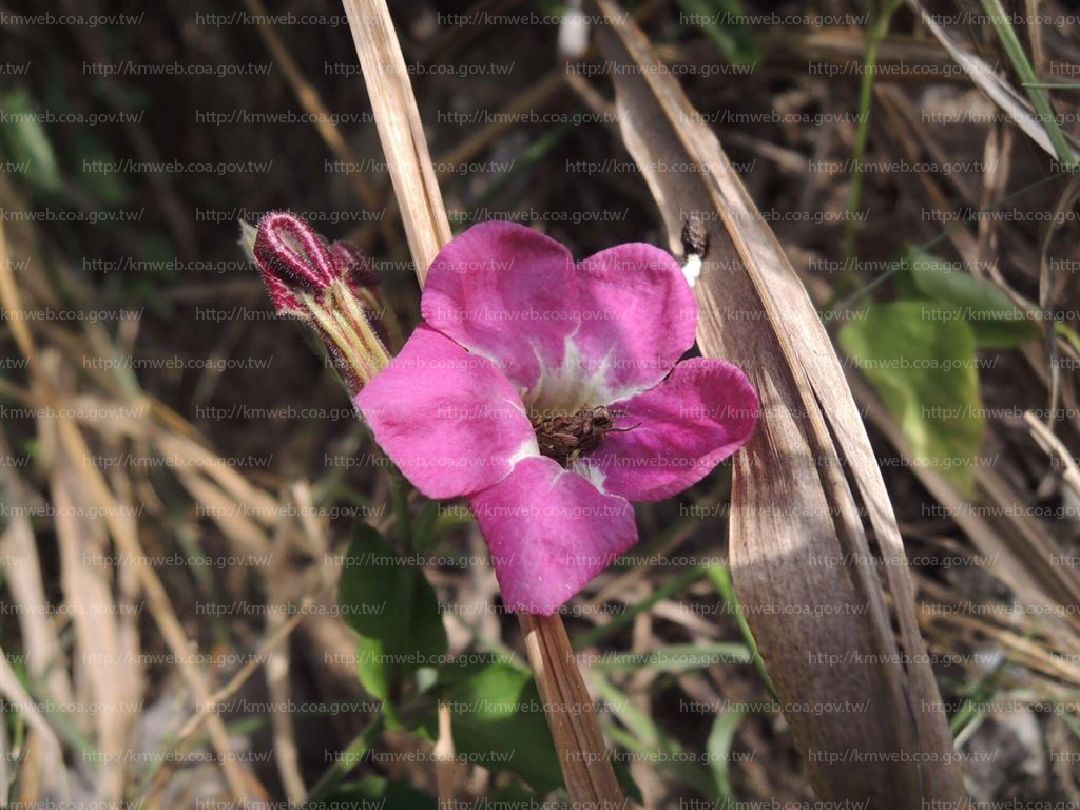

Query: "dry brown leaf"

xmin=594 ymin=3 xmax=965 ymax=804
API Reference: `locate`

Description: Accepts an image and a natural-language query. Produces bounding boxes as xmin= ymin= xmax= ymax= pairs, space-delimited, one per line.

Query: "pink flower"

xmin=356 ymin=222 xmax=758 ymax=615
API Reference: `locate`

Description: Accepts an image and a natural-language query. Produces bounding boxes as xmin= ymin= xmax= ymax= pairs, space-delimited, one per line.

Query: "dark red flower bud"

xmin=249 ymin=211 xmax=390 ymax=395
xmin=254 ymin=212 xmax=339 ymax=315
xmin=330 ymin=240 xmax=380 ymax=290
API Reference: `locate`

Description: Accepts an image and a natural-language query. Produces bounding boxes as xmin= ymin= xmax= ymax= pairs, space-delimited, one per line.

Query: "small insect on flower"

xmin=356 ymin=221 xmax=759 ymax=615
xmin=532 ymin=406 xmax=642 ymax=466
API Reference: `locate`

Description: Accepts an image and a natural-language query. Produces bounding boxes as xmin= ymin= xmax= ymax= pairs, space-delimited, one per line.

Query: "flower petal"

xmin=470 ymin=456 xmax=637 ymax=614
xmin=581 ymin=358 xmax=759 ymax=502
xmin=568 ymin=243 xmax=697 ymax=406
xmin=421 ymin=222 xmax=578 ymax=396
xmin=355 ymin=325 xmax=538 ymax=499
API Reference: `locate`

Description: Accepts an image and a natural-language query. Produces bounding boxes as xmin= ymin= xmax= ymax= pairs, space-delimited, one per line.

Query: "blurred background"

xmin=1 ymin=0 xmax=1079 ymax=806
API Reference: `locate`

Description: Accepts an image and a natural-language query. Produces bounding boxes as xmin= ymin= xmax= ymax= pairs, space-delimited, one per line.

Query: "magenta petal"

xmin=470 ymin=457 xmax=637 ymax=615
xmin=422 ymin=222 xmax=578 ymax=395
xmin=584 ymin=358 xmax=759 ymax=502
xmin=355 ymin=326 xmax=538 ymax=499
xmin=574 ymin=244 xmax=697 ymax=403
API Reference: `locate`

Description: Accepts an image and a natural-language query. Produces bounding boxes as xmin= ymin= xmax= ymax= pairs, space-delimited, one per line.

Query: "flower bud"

xmin=251 ymin=211 xmax=390 ymax=396
xmin=254 ymin=211 xmax=337 ymax=315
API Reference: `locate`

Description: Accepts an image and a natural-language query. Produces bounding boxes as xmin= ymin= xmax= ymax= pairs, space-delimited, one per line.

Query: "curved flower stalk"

xmin=356 ymin=221 xmax=759 ymax=614
xmin=251 ymin=212 xmax=391 ymax=395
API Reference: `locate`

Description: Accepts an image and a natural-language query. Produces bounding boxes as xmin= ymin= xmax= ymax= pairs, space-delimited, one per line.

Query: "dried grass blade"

xmin=340 ymin=0 xmax=451 ymax=279
xmin=0 ymin=470 xmax=74 ymax=706
xmin=0 ymin=223 xmax=256 ymax=805
xmin=48 ymin=406 xmax=130 ymax=804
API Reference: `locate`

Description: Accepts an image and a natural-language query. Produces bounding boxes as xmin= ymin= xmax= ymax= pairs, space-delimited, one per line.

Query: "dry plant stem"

xmin=349 ymin=0 xmax=668 ymax=251
xmin=175 ymin=597 xmax=315 ymax=743
xmin=904 ymin=0 xmax=1079 ymax=163
xmin=141 ymin=597 xmax=316 ymax=802
xmin=435 ymin=699 xmax=463 ymax=807
xmin=519 ymin=615 xmax=624 ymax=806
xmin=339 ymin=2 xmax=624 ymax=804
xmin=0 ymin=643 xmax=69 ymax=800
xmin=340 ymin=0 xmax=450 ymax=280
xmin=268 ymin=525 xmax=307 ymax=805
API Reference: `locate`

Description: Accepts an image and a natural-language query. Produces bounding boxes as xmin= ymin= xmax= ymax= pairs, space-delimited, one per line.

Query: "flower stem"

xmin=390 ymin=469 xmax=416 ymax=704
xmin=390 ymin=468 xmax=414 ymax=553
xmin=518 ymin=614 xmax=625 ymax=807
xmin=305 ymin=715 xmax=385 ymax=803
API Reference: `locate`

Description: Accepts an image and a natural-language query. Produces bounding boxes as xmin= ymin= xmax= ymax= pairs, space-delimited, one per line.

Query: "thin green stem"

xmin=840 ymin=0 xmax=904 ymax=262
xmin=305 ymin=715 xmax=385 ymax=803
xmin=1023 ymin=82 xmax=1080 ymax=91
xmin=706 ymin=564 xmax=776 ymax=700
xmin=981 ymin=0 xmax=1078 ymax=171
xmin=389 ymin=469 xmax=417 ymax=704
xmin=390 ymin=467 xmax=415 ymax=553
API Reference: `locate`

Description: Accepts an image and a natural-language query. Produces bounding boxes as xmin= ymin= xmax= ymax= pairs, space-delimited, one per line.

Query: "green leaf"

xmin=72 ymin=133 xmax=126 ymax=205
xmin=707 ymin=710 xmax=744 ymax=803
xmin=1056 ymin=321 xmax=1080 ymax=355
xmin=439 ymin=658 xmax=563 ymax=793
xmin=592 ymin=675 xmax=716 ymax=797
xmin=354 ymin=636 xmax=391 ymax=701
xmin=0 ymin=90 xmax=61 ymax=193
xmin=411 ymin=500 xmax=471 ymax=554
xmin=706 ymin=564 xmax=775 ymax=699
xmin=306 ymin=717 xmax=384 ymax=805
xmin=904 ymin=248 xmax=1040 ymax=348
xmin=675 ymin=0 xmax=758 ymax=65
xmin=839 ymin=302 xmax=985 ymax=496
xmin=339 ymin=523 xmax=447 ymax=700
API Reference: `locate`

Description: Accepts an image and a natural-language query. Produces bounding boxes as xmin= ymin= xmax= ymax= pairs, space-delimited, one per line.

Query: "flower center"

xmin=530 ymin=405 xmax=616 ymax=467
